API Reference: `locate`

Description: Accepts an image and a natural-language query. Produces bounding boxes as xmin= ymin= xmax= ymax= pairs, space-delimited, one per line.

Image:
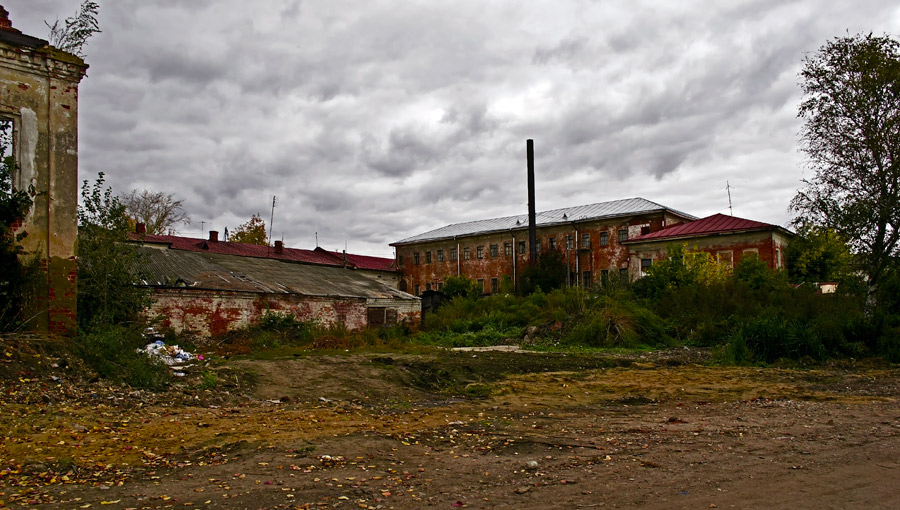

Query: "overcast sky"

xmin=8 ymin=1 xmax=900 ymax=257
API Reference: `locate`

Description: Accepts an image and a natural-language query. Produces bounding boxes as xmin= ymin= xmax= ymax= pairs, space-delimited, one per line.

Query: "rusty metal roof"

xmin=137 ymin=247 xmax=416 ymax=301
xmin=392 ymin=197 xmax=696 ymax=245
xmin=625 ymin=213 xmax=792 ymax=242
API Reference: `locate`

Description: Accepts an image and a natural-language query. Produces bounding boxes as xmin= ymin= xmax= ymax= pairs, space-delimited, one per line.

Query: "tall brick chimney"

xmin=0 ymin=6 xmax=19 ymax=33
xmin=274 ymin=240 xmax=283 ymax=255
xmin=208 ymin=230 xmax=218 ymax=242
xmin=135 ymin=222 xmax=146 ymax=234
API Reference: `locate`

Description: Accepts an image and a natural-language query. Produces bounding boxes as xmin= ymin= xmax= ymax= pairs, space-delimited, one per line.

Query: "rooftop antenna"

xmin=725 ymin=181 xmax=734 ymax=216
xmin=268 ymin=196 xmax=276 ymax=246
xmin=201 ymin=221 xmax=206 ymax=238
xmin=315 ymin=232 xmax=319 ymax=247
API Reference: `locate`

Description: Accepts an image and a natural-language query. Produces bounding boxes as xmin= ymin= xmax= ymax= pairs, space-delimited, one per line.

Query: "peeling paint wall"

xmin=146 ymin=289 xmax=370 ymax=338
xmin=0 ymin=30 xmax=87 ymax=333
xmin=395 ymin=212 xmax=669 ymax=293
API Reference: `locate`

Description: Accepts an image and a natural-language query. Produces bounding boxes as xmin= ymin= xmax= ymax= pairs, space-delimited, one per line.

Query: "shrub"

xmin=77 ymin=326 xmax=169 ymax=390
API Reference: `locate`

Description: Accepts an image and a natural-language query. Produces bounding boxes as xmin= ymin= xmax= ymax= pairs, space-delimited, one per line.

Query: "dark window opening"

xmin=464 ymin=247 xmax=470 ymax=260
xmin=426 ymin=282 xmax=432 ymax=291
xmin=425 ymin=251 xmax=432 ymax=263
xmin=451 ymin=248 xmax=457 ymax=261
xmin=640 ymin=258 xmax=652 ymax=277
xmin=619 ymin=267 xmax=629 ymax=282
xmin=583 ymin=270 xmax=592 ymax=287
xmin=477 ymin=246 xmax=484 ymax=259
xmin=518 ymin=241 xmax=526 ymax=254
xmin=414 ymin=283 xmax=420 ymax=295
xmin=581 ymin=233 xmax=590 ymax=248
xmin=549 ymin=237 xmax=556 ymax=250
xmin=641 ymin=226 xmax=651 ymax=235
xmin=437 ymin=249 xmax=444 ymax=262
xmin=490 ymin=244 xmax=498 ymax=257
xmin=477 ymin=278 xmax=484 ymax=293
xmin=618 ymin=229 xmax=628 ymax=242
xmin=413 ymin=252 xmax=420 ymax=265
xmin=601 ymin=269 xmax=609 ymax=286
xmin=490 ymin=277 xmax=499 ymax=294
xmin=600 ymin=232 xmax=609 ymax=246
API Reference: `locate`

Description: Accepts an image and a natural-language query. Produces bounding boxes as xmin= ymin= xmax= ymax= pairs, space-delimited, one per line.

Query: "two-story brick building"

xmin=391 ymin=197 xmax=696 ymax=295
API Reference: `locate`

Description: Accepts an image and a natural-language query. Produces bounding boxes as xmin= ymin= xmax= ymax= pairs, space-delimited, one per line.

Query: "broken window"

xmin=490 ymin=244 xmax=498 ymax=257
xmin=581 ymin=233 xmax=590 ymax=249
xmin=477 ymin=278 xmax=484 ymax=293
xmin=464 ymin=247 xmax=470 ymax=260
xmin=477 ymin=246 xmax=484 ymax=259
xmin=491 ymin=277 xmax=499 ymax=294
xmin=583 ymin=271 xmax=592 ymax=287
xmin=368 ymin=307 xmax=399 ymax=326
xmin=518 ymin=241 xmax=526 ymax=254
xmin=504 ymin=242 xmax=512 ymax=256
xmin=600 ymin=232 xmax=609 ymax=246
xmin=437 ymin=249 xmax=444 ymax=262
xmin=549 ymin=237 xmax=556 ymax=250
xmin=414 ymin=283 xmax=420 ymax=295
xmin=640 ymin=258 xmax=652 ymax=277
xmin=600 ymin=269 xmax=609 ymax=286
xmin=618 ymin=229 xmax=628 ymax=242
xmin=619 ymin=267 xmax=629 ymax=282
xmin=450 ymin=248 xmax=457 ymax=261
xmin=425 ymin=251 xmax=432 ymax=263
xmin=413 ymin=252 xmax=420 ymax=265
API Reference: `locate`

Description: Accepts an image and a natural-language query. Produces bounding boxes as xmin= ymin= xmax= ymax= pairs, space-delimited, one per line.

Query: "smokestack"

xmin=208 ymin=230 xmax=219 ymax=242
xmin=135 ymin=222 xmax=146 ymax=234
xmin=274 ymin=240 xmax=284 ymax=255
xmin=527 ymin=139 xmax=537 ymax=264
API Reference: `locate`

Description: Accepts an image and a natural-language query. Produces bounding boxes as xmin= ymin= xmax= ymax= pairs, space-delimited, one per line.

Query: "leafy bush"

xmin=76 ymin=326 xmax=169 ymax=390
xmin=561 ymin=297 xmax=669 ymax=348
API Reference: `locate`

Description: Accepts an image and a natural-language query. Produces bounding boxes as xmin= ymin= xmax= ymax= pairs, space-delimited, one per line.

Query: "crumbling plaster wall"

xmin=146 ymin=289 xmax=369 ymax=338
xmin=0 ymin=35 xmax=87 ymax=333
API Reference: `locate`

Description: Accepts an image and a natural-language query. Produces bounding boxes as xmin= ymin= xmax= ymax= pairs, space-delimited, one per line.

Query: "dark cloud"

xmin=5 ymin=0 xmax=900 ymax=255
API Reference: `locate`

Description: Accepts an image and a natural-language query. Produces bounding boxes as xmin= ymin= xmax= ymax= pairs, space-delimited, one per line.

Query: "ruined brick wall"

xmin=0 ymin=28 xmax=87 ymax=333
xmin=395 ymin=212 xmax=669 ymax=293
xmin=146 ymin=289 xmax=368 ymax=337
xmin=627 ymin=230 xmax=791 ymax=278
xmin=366 ymin=297 xmax=421 ymax=325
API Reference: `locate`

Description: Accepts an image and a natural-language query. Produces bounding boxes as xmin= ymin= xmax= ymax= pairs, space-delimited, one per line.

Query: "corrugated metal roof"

xmin=137 ymin=247 xmax=417 ymax=301
xmin=132 ymin=234 xmax=347 ymax=266
xmin=626 ymin=213 xmax=787 ymax=242
xmin=392 ymin=197 xmax=696 ymax=245
xmin=317 ymin=248 xmax=396 ymax=272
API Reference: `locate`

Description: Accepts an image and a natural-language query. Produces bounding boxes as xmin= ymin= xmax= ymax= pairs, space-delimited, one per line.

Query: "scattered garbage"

xmin=139 ymin=329 xmax=200 ymax=373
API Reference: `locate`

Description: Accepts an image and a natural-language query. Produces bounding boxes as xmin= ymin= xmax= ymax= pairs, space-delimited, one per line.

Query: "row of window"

xmin=411 ymin=269 xmax=634 ymax=295
xmin=404 ymin=229 xmax=632 ymax=266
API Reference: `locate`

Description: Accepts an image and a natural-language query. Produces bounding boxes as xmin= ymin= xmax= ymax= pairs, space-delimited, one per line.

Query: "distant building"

xmin=390 ymin=198 xmax=696 ymax=294
xmin=131 ymin=230 xmax=416 ymax=337
xmin=623 ymin=213 xmax=793 ymax=273
xmin=0 ymin=7 xmax=88 ymax=333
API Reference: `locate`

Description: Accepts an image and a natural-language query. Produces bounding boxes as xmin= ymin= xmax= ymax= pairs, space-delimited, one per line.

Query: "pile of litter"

xmin=139 ymin=329 xmax=204 ymax=377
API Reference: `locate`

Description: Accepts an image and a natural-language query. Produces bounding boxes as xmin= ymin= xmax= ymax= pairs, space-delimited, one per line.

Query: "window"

xmin=600 ymin=269 xmax=609 ymax=286
xmin=491 ymin=278 xmax=499 ymax=294
xmin=413 ymin=252 xmax=420 ymax=265
xmin=425 ymin=282 xmax=432 ymax=291
xmin=717 ymin=251 xmax=734 ymax=269
xmin=619 ymin=267 xmax=629 ymax=282
xmin=583 ymin=271 xmax=592 ymax=287
xmin=425 ymin=251 xmax=432 ymax=263
xmin=535 ymin=239 xmax=541 ymax=252
xmin=437 ymin=249 xmax=444 ymax=262
xmin=398 ymin=255 xmax=404 ymax=266
xmin=618 ymin=229 xmax=628 ymax=242
xmin=464 ymin=247 xmax=470 ymax=260
xmin=640 ymin=258 xmax=652 ymax=277
xmin=504 ymin=242 xmax=512 ymax=256
xmin=549 ymin=237 xmax=556 ymax=250
xmin=490 ymin=244 xmax=498 ymax=257
xmin=477 ymin=278 xmax=484 ymax=293
xmin=437 ymin=282 xmax=443 ymax=291
xmin=477 ymin=246 xmax=484 ymax=259
xmin=566 ymin=235 xmax=573 ymax=249
xmin=776 ymin=247 xmax=782 ymax=269
xmin=581 ymin=233 xmax=591 ymax=248
xmin=450 ymin=248 xmax=457 ymax=261
xmin=518 ymin=241 xmax=526 ymax=254
xmin=600 ymin=232 xmax=609 ymax=246
xmin=414 ymin=283 xmax=420 ymax=295
xmin=641 ymin=226 xmax=651 ymax=235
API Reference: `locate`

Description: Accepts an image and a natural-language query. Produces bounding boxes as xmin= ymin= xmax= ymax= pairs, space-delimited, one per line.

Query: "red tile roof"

xmin=129 ymin=234 xmax=398 ymax=271
xmin=627 ymin=213 xmax=784 ymax=242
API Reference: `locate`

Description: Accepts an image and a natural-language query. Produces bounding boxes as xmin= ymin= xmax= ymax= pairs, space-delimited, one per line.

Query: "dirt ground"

xmin=2 ymin=343 xmax=900 ymax=509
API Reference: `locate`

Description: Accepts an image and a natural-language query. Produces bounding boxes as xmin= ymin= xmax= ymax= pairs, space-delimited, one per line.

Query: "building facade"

xmin=391 ymin=198 xmax=695 ymax=295
xmin=1 ymin=8 xmax=88 ymax=333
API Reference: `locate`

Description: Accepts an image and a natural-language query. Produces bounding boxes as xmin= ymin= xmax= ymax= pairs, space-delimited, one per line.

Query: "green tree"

xmin=77 ymin=174 xmax=150 ymax=330
xmin=787 ymin=223 xmax=855 ymax=284
xmin=790 ymin=33 xmax=900 ymax=305
xmin=519 ymin=249 xmax=568 ymax=294
xmin=230 ymin=213 xmax=268 ymax=245
xmin=0 ymin=122 xmax=40 ymax=330
xmin=633 ymin=244 xmax=727 ymax=299
xmin=441 ymin=275 xmax=481 ymax=299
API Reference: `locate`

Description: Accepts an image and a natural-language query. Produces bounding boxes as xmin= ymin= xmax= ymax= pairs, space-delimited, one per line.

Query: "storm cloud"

xmin=7 ymin=0 xmax=900 ymax=256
